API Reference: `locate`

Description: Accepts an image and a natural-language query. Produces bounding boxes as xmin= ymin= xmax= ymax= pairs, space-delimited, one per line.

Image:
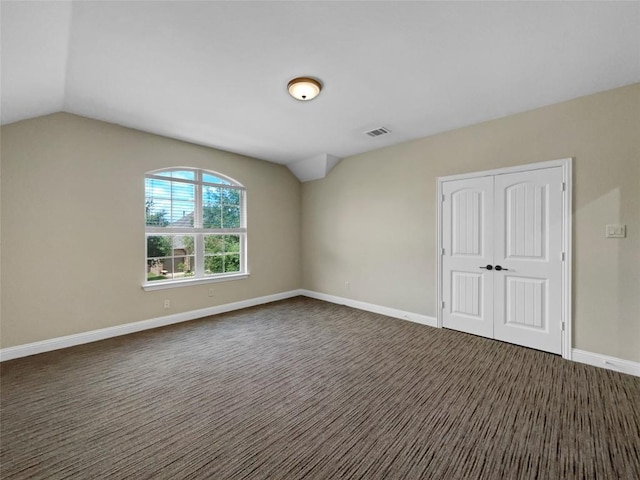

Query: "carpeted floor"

xmin=1 ymin=297 xmax=639 ymax=479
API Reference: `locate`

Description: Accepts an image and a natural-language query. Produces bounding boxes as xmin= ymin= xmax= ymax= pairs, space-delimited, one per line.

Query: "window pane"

xmin=203 ymin=173 xmax=230 ymax=185
xmin=171 ymin=202 xmax=195 ymax=227
xmin=221 ymin=188 xmax=240 ymax=206
xmin=174 ymin=256 xmax=195 ymax=278
xmin=203 ymin=186 xmax=221 ymax=206
xmin=203 ymin=207 xmax=221 ymax=229
xmin=146 ymin=204 xmax=170 ymax=227
xmin=146 ymin=178 xmax=172 ymax=199
xmin=172 ymin=181 xmax=194 ymax=201
xmin=204 ymin=235 xmax=224 ymax=254
xmin=153 ymin=198 xmax=172 ymax=213
xmin=147 ymin=257 xmax=170 ymax=281
xmin=222 ymin=206 xmax=240 ymax=228
xmin=224 ymin=235 xmax=240 ymax=253
xmin=172 ymin=237 xmax=192 ymax=277
xmin=171 ymin=170 xmax=195 ymax=181
xmin=153 ymin=170 xmax=195 ymax=181
xmin=203 ymin=186 xmax=221 ymax=228
xmin=185 ymin=256 xmax=195 ymax=276
xmin=176 ymin=236 xmax=195 ymax=254
xmin=147 ymin=236 xmax=173 ymax=257
xmin=205 ymin=255 xmax=224 ymax=274
xmin=145 ymin=178 xmax=172 ymax=227
xmin=225 ymin=254 xmax=240 ymax=273
xmin=170 ymin=182 xmax=195 ymax=225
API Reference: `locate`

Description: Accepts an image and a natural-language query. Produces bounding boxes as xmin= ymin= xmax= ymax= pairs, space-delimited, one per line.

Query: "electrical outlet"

xmin=605 ymin=224 xmax=626 ymax=238
xmin=208 ymin=287 xmax=215 ymax=297
xmin=164 ymin=299 xmax=170 ymax=309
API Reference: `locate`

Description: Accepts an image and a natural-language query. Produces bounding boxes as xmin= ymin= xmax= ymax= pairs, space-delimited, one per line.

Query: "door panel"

xmin=505 ymin=182 xmax=546 ymax=259
xmin=505 ymin=276 xmax=546 ymax=329
xmin=493 ymin=167 xmax=563 ymax=354
xmin=452 ymin=189 xmax=484 ymax=256
xmin=451 ymin=271 xmax=483 ymax=318
xmin=442 ymin=177 xmax=494 ymax=338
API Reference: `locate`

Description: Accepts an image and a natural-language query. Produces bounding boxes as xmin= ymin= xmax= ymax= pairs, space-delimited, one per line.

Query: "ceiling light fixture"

xmin=287 ymin=77 xmax=322 ymax=101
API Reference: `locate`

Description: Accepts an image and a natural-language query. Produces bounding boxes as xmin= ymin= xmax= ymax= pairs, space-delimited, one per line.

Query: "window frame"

xmin=143 ymin=167 xmax=248 ymax=291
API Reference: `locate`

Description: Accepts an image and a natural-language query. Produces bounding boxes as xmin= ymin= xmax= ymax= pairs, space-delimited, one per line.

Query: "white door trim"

xmin=436 ymin=158 xmax=573 ymax=359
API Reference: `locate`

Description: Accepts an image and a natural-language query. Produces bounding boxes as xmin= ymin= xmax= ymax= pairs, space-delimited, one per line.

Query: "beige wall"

xmin=0 ymin=113 xmax=301 ymax=347
xmin=302 ymin=84 xmax=640 ymax=363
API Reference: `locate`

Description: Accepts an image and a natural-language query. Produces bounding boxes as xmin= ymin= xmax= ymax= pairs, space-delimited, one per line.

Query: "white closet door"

xmin=440 ymin=165 xmax=565 ymax=355
xmin=492 ymin=167 xmax=564 ymax=354
xmin=442 ymin=177 xmax=494 ymax=338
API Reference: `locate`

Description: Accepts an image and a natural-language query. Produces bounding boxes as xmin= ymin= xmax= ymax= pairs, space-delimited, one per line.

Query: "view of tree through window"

xmin=144 ymin=168 xmax=246 ymax=284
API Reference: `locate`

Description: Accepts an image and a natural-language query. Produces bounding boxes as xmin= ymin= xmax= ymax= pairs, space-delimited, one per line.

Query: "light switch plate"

xmin=605 ymin=224 xmax=626 ymax=238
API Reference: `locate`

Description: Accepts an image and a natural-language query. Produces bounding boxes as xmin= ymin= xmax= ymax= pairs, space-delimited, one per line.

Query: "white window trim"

xmin=142 ymin=273 xmax=250 ymax=291
xmin=143 ymin=167 xmax=247 ymax=290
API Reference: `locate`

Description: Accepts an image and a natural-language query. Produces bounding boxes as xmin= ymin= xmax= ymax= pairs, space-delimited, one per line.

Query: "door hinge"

xmin=561 ymin=182 xmax=566 ymax=192
xmin=561 ymin=251 xmax=565 ymax=262
xmin=441 ymin=301 xmax=445 ymax=309
xmin=441 ymin=248 xmax=445 ymax=255
xmin=441 ymin=194 xmax=445 ymax=202
xmin=561 ymin=321 xmax=565 ymax=331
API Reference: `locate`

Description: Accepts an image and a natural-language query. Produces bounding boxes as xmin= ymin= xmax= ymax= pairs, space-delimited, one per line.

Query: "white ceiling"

xmin=2 ymin=1 xmax=639 ymax=178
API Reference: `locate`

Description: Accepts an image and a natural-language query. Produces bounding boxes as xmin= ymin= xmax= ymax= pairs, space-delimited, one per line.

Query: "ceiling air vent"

xmin=365 ymin=127 xmax=391 ymax=138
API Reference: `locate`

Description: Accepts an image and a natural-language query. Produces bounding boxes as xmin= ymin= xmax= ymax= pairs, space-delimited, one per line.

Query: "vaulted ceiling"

xmin=2 ymin=1 xmax=639 ymax=181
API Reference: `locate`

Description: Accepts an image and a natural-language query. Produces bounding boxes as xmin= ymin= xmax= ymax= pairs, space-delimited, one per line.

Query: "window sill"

xmin=142 ymin=273 xmax=249 ymax=291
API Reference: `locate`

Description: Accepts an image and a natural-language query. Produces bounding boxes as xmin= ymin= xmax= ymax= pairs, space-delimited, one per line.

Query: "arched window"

xmin=144 ymin=168 xmax=247 ymax=288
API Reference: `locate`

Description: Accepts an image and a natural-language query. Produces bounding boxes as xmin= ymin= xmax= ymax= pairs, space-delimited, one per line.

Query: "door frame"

xmin=436 ymin=158 xmax=573 ymax=359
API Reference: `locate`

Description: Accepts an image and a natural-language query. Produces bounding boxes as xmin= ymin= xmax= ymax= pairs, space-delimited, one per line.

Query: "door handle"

xmin=479 ymin=265 xmax=493 ymax=270
xmin=494 ymin=265 xmax=509 ymax=271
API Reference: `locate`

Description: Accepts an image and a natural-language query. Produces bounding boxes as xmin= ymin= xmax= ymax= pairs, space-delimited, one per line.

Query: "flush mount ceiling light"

xmin=287 ymin=77 xmax=322 ymax=101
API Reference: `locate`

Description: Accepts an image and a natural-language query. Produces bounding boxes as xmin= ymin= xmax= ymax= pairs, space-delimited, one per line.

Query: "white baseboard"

xmin=4 ymin=290 xmax=638 ymax=379
xmin=572 ymin=349 xmax=640 ymax=377
xmin=0 ymin=290 xmax=302 ymax=362
xmin=299 ymin=289 xmax=437 ymax=328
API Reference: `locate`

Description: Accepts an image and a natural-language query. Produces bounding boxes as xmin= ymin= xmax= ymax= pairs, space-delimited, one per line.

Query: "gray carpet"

xmin=1 ymin=297 xmax=639 ymax=479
